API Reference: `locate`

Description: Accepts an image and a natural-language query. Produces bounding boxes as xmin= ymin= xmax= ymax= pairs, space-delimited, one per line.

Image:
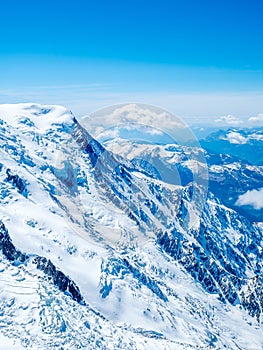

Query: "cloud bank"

xmin=225 ymin=131 xmax=247 ymax=144
xmin=236 ymin=188 xmax=263 ymax=210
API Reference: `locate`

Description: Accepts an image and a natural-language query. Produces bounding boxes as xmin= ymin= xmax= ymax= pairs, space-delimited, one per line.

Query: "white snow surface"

xmin=0 ymin=103 xmax=262 ymax=349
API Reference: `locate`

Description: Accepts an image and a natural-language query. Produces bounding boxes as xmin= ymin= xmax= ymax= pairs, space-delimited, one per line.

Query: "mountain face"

xmin=0 ymin=104 xmax=262 ymax=350
xmin=206 ymin=152 xmax=263 ymax=222
xmin=106 ymin=139 xmax=263 ymax=223
xmin=197 ymin=128 xmax=263 ymax=221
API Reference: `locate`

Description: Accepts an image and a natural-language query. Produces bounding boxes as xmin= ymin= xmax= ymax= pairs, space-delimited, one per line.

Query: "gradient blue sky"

xmin=1 ymin=0 xmax=263 ymax=123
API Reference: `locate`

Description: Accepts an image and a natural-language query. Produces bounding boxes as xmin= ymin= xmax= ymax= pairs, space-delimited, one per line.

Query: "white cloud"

xmin=95 ymin=127 xmax=121 ymax=141
xmin=215 ymin=115 xmax=243 ymax=125
xmin=236 ymin=188 xmax=263 ymax=210
xmin=225 ymin=131 xmax=247 ymax=144
xmin=82 ymin=103 xmax=186 ymax=139
xmin=248 ymin=113 xmax=263 ymax=123
xmin=106 ymin=103 xmax=184 ymax=130
xmin=123 ymin=123 xmax=163 ymax=135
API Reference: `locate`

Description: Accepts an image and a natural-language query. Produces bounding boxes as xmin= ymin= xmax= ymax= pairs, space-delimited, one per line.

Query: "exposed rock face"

xmin=0 ymin=221 xmax=28 ymax=263
xmin=0 ymin=221 xmax=84 ymax=305
xmin=33 ymin=256 xmax=84 ymax=304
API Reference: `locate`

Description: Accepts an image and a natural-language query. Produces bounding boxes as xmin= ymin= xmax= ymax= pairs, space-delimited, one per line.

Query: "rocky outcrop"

xmin=0 ymin=220 xmax=84 ymax=305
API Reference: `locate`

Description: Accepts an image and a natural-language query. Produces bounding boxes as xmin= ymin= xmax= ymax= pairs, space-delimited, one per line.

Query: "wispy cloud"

xmin=0 ymin=83 xmax=113 ymax=96
xmin=23 ymin=83 xmax=114 ymax=90
xmin=215 ymin=115 xmax=243 ymax=125
xmin=1 ymin=88 xmax=263 ymax=126
xmin=248 ymin=113 xmax=263 ymax=123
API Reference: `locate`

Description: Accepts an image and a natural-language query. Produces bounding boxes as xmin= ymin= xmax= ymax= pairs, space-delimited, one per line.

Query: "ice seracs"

xmin=0 ymin=103 xmax=262 ymax=349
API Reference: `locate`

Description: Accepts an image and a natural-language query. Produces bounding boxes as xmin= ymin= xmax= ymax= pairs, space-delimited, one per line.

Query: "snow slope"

xmin=0 ymin=104 xmax=262 ymax=349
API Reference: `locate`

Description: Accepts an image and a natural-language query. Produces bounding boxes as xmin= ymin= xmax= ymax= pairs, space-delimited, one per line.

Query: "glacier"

xmin=0 ymin=103 xmax=262 ymax=349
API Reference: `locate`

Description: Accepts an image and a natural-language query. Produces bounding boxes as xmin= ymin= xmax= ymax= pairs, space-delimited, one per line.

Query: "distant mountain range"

xmin=200 ymin=127 xmax=263 ymax=165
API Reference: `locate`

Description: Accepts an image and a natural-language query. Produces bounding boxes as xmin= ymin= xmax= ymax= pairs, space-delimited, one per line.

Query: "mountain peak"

xmin=0 ymin=103 xmax=74 ymax=132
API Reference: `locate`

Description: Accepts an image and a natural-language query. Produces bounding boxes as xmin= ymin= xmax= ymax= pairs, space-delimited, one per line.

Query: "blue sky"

xmin=0 ymin=0 xmax=263 ymax=123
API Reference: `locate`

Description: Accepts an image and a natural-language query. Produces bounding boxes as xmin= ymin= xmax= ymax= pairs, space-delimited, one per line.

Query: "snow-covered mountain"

xmin=105 ymin=139 xmax=263 ymax=222
xmin=200 ymin=127 xmax=263 ymax=165
xmin=0 ymin=104 xmax=262 ymax=349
